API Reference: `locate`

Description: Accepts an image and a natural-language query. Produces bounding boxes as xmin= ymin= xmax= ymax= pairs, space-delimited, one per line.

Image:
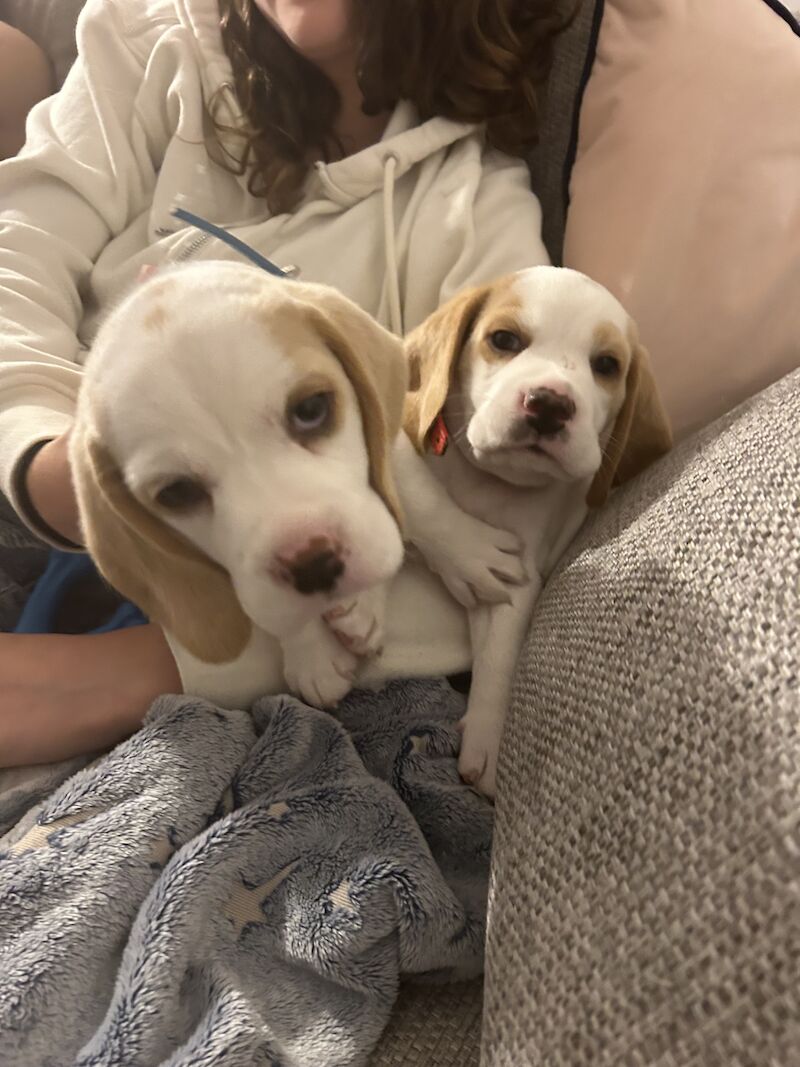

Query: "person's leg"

xmin=0 ymin=21 xmax=54 ymax=159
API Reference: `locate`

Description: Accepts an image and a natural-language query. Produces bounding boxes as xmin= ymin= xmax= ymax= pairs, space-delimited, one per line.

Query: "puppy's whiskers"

xmin=600 ymin=430 xmax=622 ymax=461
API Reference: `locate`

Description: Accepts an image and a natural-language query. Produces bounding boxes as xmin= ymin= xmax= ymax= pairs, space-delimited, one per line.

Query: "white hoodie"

xmin=0 ymin=0 xmax=549 ymax=704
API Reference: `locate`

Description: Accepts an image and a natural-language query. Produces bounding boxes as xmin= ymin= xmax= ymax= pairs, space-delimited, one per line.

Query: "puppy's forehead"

xmin=509 ymin=267 xmax=630 ymax=339
xmin=100 ymin=282 xmax=337 ymax=383
xmin=94 ymin=288 xmax=348 ymax=454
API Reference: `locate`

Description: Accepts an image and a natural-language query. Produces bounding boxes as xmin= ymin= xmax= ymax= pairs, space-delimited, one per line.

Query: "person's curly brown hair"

xmin=215 ymin=0 xmax=578 ymax=215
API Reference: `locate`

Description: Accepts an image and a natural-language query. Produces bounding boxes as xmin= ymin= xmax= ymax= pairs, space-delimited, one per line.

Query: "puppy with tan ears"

xmin=70 ymin=261 xmax=411 ymax=708
xmin=398 ymin=266 xmax=673 ymax=797
xmin=69 ymin=260 xmax=519 ymax=711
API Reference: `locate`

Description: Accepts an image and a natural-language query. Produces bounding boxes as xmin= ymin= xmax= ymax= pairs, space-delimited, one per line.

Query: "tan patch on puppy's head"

xmin=586 ymin=318 xmax=673 ymax=508
xmin=404 ymin=275 xmax=523 ymax=451
xmin=143 ymin=305 xmax=168 ymax=332
xmin=472 ymin=279 xmax=532 ymax=365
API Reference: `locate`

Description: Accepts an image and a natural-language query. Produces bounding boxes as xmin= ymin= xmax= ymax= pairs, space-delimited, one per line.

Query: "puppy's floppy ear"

xmin=301 ymin=290 xmax=408 ymax=527
xmin=70 ymin=425 xmax=252 ymax=664
xmin=587 ymin=334 xmax=673 ymax=509
xmin=404 ymin=285 xmax=491 ymax=453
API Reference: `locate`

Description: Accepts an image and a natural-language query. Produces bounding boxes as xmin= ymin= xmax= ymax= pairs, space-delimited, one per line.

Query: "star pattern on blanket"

xmin=328 ymin=878 xmax=359 ymax=913
xmin=408 ymin=733 xmax=430 ymax=755
xmin=7 ymin=810 xmax=100 ymax=855
xmin=148 ymin=825 xmax=181 ymax=870
xmin=224 ymin=859 xmax=300 ymax=938
xmin=0 ymin=683 xmax=492 ymax=1065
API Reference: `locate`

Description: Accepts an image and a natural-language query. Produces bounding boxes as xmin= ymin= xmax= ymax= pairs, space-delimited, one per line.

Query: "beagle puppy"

xmin=70 ymin=261 xmax=411 ymax=707
xmin=400 ymin=266 xmax=673 ymax=797
xmin=70 ymin=261 xmax=516 ymax=709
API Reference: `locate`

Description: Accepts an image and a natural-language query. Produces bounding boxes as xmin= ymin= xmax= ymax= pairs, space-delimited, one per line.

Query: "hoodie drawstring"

xmin=382 ymin=153 xmax=403 ymax=336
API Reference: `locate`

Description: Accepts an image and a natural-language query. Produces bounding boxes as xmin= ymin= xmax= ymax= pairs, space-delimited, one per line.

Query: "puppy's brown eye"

xmin=155 ymin=478 xmax=210 ymax=510
xmin=489 ymin=329 xmax=525 ymax=355
xmin=591 ymin=353 xmax=621 ymax=378
xmin=288 ymin=391 xmax=333 ymax=437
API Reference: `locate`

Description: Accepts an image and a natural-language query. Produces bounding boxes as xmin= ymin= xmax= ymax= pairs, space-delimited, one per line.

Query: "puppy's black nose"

xmin=523 ymin=388 xmax=576 ymax=436
xmin=284 ymin=538 xmax=345 ymax=595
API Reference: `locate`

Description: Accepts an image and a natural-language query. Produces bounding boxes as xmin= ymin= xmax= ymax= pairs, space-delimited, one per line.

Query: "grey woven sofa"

xmin=371 ymin=368 xmax=800 ymax=1066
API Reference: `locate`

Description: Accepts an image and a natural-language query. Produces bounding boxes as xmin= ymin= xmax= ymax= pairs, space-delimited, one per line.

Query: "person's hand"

xmin=25 ymin=431 xmax=82 ymax=544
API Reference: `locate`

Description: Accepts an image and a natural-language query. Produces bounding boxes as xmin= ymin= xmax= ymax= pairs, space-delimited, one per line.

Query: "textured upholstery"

xmin=483 ymin=369 xmax=800 ymax=1065
xmin=371 ymin=982 xmax=482 ymax=1066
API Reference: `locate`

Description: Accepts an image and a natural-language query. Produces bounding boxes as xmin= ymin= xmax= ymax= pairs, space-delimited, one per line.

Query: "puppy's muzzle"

xmin=275 ymin=536 xmax=345 ymax=596
xmin=522 ymin=388 xmax=576 ymax=437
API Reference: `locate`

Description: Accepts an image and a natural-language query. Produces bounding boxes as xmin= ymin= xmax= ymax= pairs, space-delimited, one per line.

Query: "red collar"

xmin=428 ymin=413 xmax=450 ymax=456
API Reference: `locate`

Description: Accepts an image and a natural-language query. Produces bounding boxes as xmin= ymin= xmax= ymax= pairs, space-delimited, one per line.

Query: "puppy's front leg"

xmin=459 ymin=572 xmax=542 ymax=798
xmin=281 ymin=618 xmax=359 ymax=709
xmin=393 ymin=434 xmax=526 ymax=607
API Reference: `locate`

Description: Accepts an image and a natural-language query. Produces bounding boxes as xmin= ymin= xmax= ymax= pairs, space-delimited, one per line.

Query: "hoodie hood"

xmin=315 ymin=102 xmax=484 ymax=333
xmin=313 ymin=102 xmax=481 ymax=206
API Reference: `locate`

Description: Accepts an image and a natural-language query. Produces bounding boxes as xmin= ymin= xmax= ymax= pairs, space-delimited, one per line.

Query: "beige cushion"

xmin=564 ymin=0 xmax=800 ymax=439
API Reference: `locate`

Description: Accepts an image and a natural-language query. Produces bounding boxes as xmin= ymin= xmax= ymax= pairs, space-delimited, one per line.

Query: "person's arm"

xmin=0 ymin=3 xmax=185 ymax=771
xmin=0 ymin=21 xmax=54 ymax=159
xmin=0 ymin=624 xmax=181 ymax=767
xmin=0 ymin=0 xmax=156 ymax=540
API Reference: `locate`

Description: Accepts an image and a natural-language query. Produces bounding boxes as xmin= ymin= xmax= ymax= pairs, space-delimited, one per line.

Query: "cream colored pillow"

xmin=564 ymin=0 xmax=800 ymax=439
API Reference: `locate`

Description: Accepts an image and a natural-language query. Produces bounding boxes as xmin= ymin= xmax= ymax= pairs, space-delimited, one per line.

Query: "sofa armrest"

xmin=483 ymin=369 xmax=800 ymax=1065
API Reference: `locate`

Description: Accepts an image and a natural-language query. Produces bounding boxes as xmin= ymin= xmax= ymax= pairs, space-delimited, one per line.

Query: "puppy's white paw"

xmin=324 ymin=587 xmax=386 ymax=659
xmin=458 ymin=714 xmax=502 ymax=799
xmin=419 ymin=514 xmax=526 ymax=609
xmin=282 ymin=627 xmax=358 ymax=709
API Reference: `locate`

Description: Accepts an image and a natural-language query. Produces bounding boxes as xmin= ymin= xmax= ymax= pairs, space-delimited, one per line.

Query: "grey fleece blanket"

xmin=0 ymin=679 xmax=492 ymax=1067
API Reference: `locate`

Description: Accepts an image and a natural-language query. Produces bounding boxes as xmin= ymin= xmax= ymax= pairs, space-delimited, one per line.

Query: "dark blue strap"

xmin=172 ymin=208 xmax=289 ymax=277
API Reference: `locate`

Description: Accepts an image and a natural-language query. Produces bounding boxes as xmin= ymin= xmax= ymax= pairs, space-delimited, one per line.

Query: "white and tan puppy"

xmin=70 ymin=261 xmax=411 ymax=708
xmin=400 ymin=266 xmax=673 ymax=796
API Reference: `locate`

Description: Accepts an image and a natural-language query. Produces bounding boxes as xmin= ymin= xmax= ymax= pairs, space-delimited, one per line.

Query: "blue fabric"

xmin=0 ymin=681 xmax=491 ymax=1067
xmin=13 ymin=550 xmax=147 ymax=634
